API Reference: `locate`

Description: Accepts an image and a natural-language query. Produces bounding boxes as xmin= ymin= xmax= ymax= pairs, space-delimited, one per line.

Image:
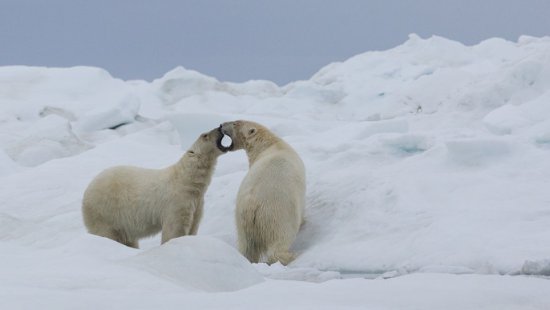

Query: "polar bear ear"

xmin=201 ymin=133 xmax=209 ymax=141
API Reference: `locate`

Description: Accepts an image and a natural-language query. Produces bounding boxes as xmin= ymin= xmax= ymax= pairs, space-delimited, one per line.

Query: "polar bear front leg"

xmin=161 ymin=204 xmax=195 ymax=244
xmin=189 ymin=204 xmax=203 ymax=235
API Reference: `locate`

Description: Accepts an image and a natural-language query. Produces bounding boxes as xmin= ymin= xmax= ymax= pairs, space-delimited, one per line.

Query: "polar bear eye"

xmin=248 ymin=128 xmax=256 ymax=135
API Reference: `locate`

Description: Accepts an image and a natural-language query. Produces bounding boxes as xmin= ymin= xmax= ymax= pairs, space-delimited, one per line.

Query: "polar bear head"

xmin=219 ymin=120 xmax=279 ymax=152
xmin=188 ymin=127 xmax=230 ymax=156
xmin=219 ymin=120 xmax=256 ymax=151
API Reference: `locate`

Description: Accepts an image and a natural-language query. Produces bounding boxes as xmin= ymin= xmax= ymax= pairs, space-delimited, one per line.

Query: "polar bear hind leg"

xmin=238 ymin=239 xmax=262 ymax=264
xmin=236 ymin=224 xmax=261 ymax=263
xmin=266 ymin=240 xmax=296 ymax=265
xmin=236 ymin=199 xmax=264 ymax=263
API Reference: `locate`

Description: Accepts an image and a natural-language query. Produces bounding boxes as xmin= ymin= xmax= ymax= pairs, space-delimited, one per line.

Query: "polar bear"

xmin=220 ymin=120 xmax=306 ymax=265
xmin=82 ymin=127 xmax=230 ymax=248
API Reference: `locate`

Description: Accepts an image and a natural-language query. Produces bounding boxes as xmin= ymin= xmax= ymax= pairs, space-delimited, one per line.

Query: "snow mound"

xmin=521 ymin=259 xmax=550 ymax=276
xmin=4 ymin=114 xmax=91 ymax=166
xmin=483 ymin=90 xmax=550 ymax=135
xmin=445 ymin=138 xmax=511 ymax=166
xmin=254 ymin=262 xmax=341 ymax=282
xmin=154 ymin=66 xmax=282 ymax=106
xmin=126 ymin=236 xmax=264 ymax=292
xmin=72 ymin=95 xmax=141 ymax=132
xmin=155 ymin=67 xmax=225 ymax=104
xmin=0 ymin=148 xmax=18 ymax=176
xmin=0 ymin=66 xmax=135 ymax=121
xmin=533 ymin=121 xmax=550 ymax=148
xmin=0 ymin=66 xmax=149 ymax=165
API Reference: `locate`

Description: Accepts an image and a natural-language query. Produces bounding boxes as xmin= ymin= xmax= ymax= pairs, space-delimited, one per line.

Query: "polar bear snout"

xmin=220 ymin=122 xmax=243 ymax=151
xmin=217 ymin=124 xmax=234 ymax=152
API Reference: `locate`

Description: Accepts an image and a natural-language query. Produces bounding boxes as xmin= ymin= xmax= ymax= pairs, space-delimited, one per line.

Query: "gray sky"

xmin=1 ymin=0 xmax=550 ymax=85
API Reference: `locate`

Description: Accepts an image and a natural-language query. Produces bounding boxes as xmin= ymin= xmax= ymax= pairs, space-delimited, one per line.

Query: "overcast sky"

xmin=1 ymin=0 xmax=550 ymax=85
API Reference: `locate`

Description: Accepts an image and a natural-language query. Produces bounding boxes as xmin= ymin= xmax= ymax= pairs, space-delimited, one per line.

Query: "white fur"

xmin=221 ymin=120 xmax=305 ymax=265
xmin=82 ymin=128 xmax=224 ymax=248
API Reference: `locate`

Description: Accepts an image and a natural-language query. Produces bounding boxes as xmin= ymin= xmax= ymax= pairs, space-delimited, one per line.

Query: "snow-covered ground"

xmin=1 ymin=34 xmax=550 ymax=309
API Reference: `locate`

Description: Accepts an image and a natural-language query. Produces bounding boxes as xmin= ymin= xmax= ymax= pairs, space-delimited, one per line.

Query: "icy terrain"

xmin=1 ymin=34 xmax=550 ymax=309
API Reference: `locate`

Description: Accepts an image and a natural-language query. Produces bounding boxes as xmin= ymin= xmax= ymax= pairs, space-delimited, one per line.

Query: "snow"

xmin=126 ymin=236 xmax=264 ymax=292
xmin=1 ymin=34 xmax=550 ymax=309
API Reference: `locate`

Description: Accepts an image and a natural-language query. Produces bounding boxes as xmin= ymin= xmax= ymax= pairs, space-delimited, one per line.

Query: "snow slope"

xmin=1 ymin=34 xmax=550 ymax=309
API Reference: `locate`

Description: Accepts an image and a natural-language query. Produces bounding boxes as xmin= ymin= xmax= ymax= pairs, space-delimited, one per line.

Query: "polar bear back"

xmin=82 ymin=166 xmax=171 ymax=237
xmin=237 ymin=145 xmax=306 ymax=226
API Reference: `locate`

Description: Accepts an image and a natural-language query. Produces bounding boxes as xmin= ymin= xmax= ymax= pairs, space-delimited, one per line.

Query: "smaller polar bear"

xmin=82 ymin=127 xmax=229 ymax=248
xmin=220 ymin=120 xmax=305 ymax=265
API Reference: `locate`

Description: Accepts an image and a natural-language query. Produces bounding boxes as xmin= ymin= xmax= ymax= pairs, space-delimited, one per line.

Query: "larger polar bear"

xmin=82 ymin=127 xmax=229 ymax=248
xmin=220 ymin=120 xmax=305 ymax=265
